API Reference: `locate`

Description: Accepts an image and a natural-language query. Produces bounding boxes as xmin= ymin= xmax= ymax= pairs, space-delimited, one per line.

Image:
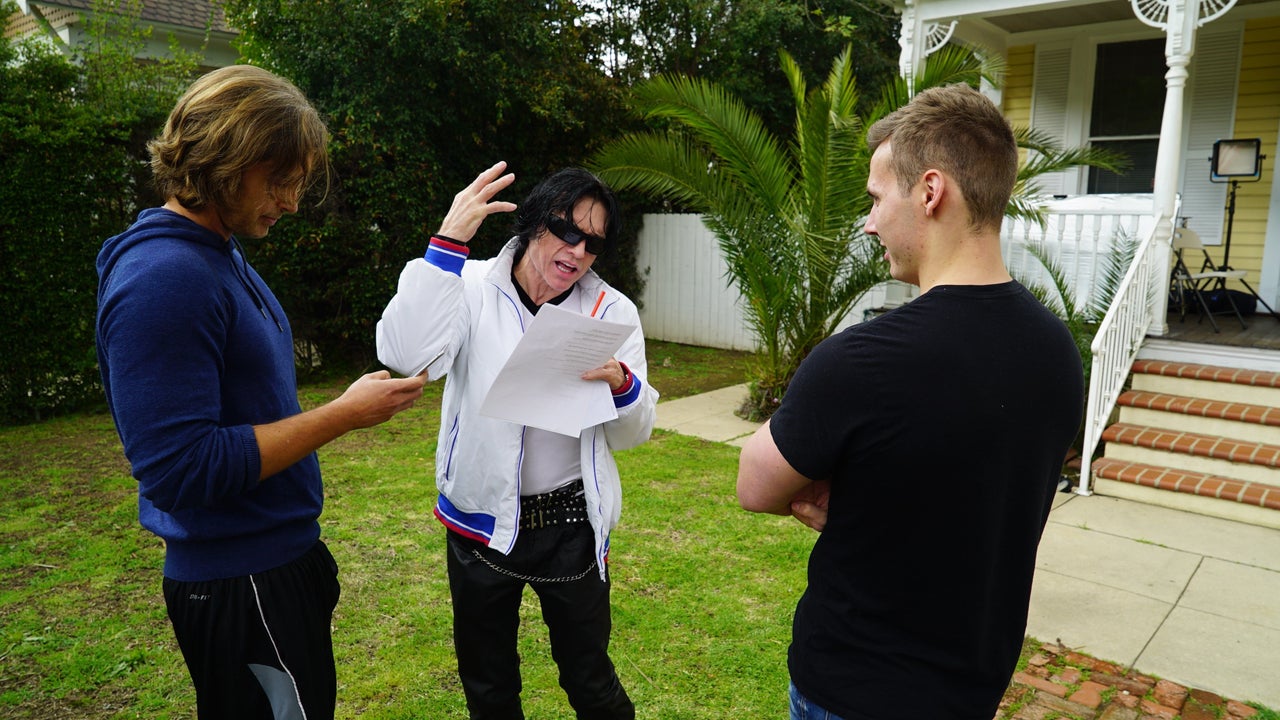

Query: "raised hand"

xmin=437 ymin=161 xmax=519 ymax=243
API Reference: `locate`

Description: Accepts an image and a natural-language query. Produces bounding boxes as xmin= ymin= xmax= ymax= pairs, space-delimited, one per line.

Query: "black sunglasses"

xmin=545 ymin=215 xmax=607 ymax=256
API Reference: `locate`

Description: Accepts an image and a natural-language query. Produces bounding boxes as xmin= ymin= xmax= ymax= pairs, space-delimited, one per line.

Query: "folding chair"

xmin=1170 ymin=226 xmax=1248 ymax=332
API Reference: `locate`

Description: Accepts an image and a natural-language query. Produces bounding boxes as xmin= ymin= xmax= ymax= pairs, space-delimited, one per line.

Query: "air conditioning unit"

xmin=881 ymin=280 xmax=918 ymax=309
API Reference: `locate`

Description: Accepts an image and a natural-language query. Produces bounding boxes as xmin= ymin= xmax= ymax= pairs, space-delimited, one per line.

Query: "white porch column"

xmin=897 ymin=0 xmax=926 ymax=95
xmin=1144 ymin=0 xmax=1202 ymax=335
xmin=1137 ymin=0 xmax=1240 ymax=330
xmin=1263 ymin=117 xmax=1280 ymax=302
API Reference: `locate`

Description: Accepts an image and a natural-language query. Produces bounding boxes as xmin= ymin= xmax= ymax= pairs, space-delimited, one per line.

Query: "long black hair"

xmin=511 ymin=167 xmax=622 ymax=251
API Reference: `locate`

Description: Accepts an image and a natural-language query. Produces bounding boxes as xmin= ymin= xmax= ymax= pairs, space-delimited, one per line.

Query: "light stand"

xmin=1208 ymin=139 xmax=1280 ymax=321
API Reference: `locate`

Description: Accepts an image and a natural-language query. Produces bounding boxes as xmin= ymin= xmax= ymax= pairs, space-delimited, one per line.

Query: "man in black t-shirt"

xmin=736 ymin=84 xmax=1084 ymax=720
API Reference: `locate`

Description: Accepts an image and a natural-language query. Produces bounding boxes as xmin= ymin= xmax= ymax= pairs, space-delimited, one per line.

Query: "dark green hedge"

xmin=0 ymin=41 xmax=135 ymax=423
xmin=0 ymin=2 xmax=647 ymax=424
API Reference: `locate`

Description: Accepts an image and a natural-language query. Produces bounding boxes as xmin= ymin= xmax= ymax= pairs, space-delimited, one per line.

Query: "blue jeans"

xmin=790 ymin=681 xmax=846 ymax=720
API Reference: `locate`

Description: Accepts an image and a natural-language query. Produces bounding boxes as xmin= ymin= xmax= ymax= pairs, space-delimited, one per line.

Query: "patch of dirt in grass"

xmin=645 ymin=340 xmax=758 ymax=401
xmin=0 ymin=691 xmax=88 ymax=720
xmin=0 ymin=417 xmax=131 ymax=490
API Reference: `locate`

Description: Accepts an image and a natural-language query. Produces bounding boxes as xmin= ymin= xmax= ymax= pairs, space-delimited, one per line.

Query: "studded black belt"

xmin=519 ymin=479 xmax=588 ymax=531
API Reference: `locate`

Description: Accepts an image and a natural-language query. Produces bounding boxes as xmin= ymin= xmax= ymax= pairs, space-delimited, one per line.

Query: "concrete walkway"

xmin=656 ymin=384 xmax=1280 ymax=710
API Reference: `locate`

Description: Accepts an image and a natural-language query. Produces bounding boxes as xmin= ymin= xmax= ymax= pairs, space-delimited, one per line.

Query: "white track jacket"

xmin=376 ymin=237 xmax=658 ymax=579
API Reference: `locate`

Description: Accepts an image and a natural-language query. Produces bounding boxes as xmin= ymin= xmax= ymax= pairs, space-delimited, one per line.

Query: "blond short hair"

xmin=148 ymin=64 xmax=329 ymax=212
xmin=866 ymin=84 xmax=1017 ymax=232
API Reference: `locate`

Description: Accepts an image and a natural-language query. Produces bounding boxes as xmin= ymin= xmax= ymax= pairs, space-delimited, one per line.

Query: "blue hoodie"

xmin=96 ymin=208 xmax=322 ymax=582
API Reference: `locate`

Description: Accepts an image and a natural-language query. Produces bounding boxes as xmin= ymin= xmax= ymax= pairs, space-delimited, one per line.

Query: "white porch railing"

xmin=1076 ymin=213 xmax=1173 ymax=495
xmin=999 ymin=195 xmax=1157 ymax=312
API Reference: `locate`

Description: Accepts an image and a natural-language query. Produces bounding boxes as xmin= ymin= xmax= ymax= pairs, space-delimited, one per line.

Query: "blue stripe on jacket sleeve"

xmin=435 ymin=493 xmax=496 ymax=540
xmin=425 ymin=237 xmax=469 ymax=275
xmin=612 ymin=373 xmax=644 ymax=408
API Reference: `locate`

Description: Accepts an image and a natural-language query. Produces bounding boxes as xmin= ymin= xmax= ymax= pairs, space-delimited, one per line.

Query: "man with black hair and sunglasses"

xmin=377 ymin=162 xmax=657 ymax=719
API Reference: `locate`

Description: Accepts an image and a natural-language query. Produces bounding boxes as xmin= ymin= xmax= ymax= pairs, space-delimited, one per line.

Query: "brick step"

xmin=1132 ymin=359 xmax=1280 ymax=387
xmin=1089 ymin=360 xmax=1280 ymax=529
xmin=1092 ymin=457 xmax=1280 ymax=511
xmin=1101 ymin=422 xmax=1280 ymax=487
xmin=1117 ymin=389 xmax=1280 ymax=426
xmin=1102 ymin=422 xmax=1280 ymax=467
xmin=1116 ymin=390 xmax=1280 ymax=446
xmin=1131 ymin=360 xmax=1280 ymax=407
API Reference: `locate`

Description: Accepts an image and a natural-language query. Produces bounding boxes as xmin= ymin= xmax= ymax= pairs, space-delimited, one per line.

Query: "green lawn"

xmin=2 ymin=340 xmax=810 ymax=720
xmin=3 ymin=340 xmax=1275 ymax=719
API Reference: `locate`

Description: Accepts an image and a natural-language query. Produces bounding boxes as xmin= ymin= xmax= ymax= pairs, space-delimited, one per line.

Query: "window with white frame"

xmin=1031 ymin=27 xmax=1238 ymax=244
xmin=1087 ymin=38 xmax=1167 ymax=193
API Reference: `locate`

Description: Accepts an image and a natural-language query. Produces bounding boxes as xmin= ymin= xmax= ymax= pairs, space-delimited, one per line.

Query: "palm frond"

xmin=1004 ymin=192 xmax=1050 ymax=226
xmin=592 ymin=133 xmax=720 ymax=210
xmin=1008 ymin=126 xmax=1131 ymax=229
xmin=916 ymin=44 xmax=1002 ymax=91
xmin=1017 ymin=146 xmax=1129 ymax=181
xmin=633 ymin=74 xmax=795 ymax=214
xmin=1014 ymin=125 xmax=1066 ymax=156
xmin=867 ymin=44 xmax=995 ymax=123
xmin=1015 ymin=227 xmax=1139 ymax=325
xmin=1017 ymin=242 xmax=1080 ymax=322
xmin=1084 ymin=227 xmax=1139 ymax=320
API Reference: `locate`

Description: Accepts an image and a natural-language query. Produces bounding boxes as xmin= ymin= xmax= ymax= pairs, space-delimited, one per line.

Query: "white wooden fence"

xmin=637 ymin=195 xmax=1156 ymax=350
xmin=635 ymin=214 xmax=912 ymax=351
xmin=634 ymin=215 xmax=756 ymax=351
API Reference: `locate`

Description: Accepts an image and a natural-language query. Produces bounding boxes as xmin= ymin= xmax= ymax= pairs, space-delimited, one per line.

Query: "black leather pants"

xmin=445 ymin=525 xmax=634 ymax=720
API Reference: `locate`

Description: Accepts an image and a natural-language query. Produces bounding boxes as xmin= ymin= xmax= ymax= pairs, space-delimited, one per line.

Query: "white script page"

xmin=479 ymin=302 xmax=635 ymax=436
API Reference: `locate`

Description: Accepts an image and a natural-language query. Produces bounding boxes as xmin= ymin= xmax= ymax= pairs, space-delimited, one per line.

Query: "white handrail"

xmin=1076 ymin=213 xmax=1173 ymax=495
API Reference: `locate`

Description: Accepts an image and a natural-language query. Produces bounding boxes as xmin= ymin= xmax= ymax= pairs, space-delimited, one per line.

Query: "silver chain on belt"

xmin=471 ymin=550 xmax=597 ymax=584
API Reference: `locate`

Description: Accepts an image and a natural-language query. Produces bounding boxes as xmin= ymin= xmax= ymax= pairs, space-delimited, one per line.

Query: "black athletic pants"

xmin=446 ymin=526 xmax=634 ymax=720
xmin=163 ymin=540 xmax=341 ymax=720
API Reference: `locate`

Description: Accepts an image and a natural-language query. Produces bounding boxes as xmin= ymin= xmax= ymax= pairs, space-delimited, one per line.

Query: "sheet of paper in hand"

xmin=479 ymin=302 xmax=635 ymax=436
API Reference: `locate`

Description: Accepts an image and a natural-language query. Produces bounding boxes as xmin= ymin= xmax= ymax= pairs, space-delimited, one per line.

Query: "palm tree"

xmin=593 ymin=46 xmax=883 ymax=419
xmin=593 ymin=44 xmax=1124 ymax=420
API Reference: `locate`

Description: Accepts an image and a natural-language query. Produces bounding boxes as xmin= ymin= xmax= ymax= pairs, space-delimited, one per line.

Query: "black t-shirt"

xmin=770 ymin=281 xmax=1084 ymax=720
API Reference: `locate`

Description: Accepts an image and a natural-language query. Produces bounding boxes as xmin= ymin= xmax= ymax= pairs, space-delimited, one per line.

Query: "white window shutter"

xmin=1031 ymin=46 xmax=1073 ymax=197
xmin=1179 ymin=28 xmax=1241 ymax=246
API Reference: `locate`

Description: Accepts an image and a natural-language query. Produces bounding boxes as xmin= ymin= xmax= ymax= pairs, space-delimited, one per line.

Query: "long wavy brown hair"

xmin=148 ymin=64 xmax=330 ymax=212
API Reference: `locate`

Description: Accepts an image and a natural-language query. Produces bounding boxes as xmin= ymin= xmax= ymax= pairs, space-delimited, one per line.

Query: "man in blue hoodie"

xmin=95 ymin=65 xmax=425 ymax=720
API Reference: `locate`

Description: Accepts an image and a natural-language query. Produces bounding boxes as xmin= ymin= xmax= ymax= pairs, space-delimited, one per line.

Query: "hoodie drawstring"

xmin=228 ymin=236 xmax=284 ymax=333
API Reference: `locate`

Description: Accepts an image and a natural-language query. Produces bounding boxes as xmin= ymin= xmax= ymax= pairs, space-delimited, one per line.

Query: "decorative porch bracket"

xmin=896 ymin=0 xmax=959 ymax=94
xmin=1131 ymin=0 xmax=1237 ymax=30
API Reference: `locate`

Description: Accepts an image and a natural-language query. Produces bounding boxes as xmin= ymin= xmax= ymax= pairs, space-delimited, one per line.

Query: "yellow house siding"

xmin=1003 ymin=45 xmax=1035 ymax=127
xmin=1004 ymin=45 xmax=1035 ymax=164
xmin=1215 ymin=16 xmax=1280 ymax=282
